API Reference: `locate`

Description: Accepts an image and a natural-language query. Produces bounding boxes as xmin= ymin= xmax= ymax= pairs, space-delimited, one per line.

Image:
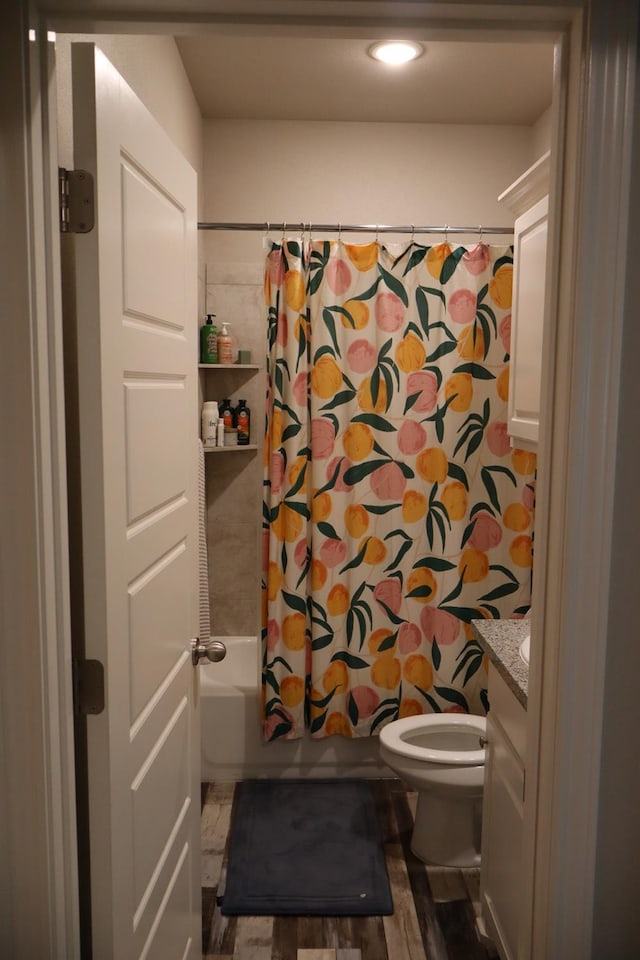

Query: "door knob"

xmin=191 ymin=638 xmax=227 ymax=666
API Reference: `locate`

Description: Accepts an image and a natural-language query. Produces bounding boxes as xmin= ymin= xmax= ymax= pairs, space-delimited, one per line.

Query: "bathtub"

xmin=199 ymin=635 xmax=391 ymax=780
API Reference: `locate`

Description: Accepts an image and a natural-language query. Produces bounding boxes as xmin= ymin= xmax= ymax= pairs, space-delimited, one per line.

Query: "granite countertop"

xmin=471 ymin=618 xmax=530 ymax=709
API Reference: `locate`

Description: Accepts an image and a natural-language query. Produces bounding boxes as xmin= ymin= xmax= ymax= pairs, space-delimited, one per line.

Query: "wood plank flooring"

xmin=201 ymin=779 xmax=498 ymax=960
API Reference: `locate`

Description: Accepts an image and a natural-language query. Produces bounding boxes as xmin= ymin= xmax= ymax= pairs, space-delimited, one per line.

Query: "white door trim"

xmin=530 ymin=3 xmax=638 ymax=955
xmin=9 ymin=0 xmax=636 ymax=956
xmin=0 ymin=6 xmax=80 ymax=957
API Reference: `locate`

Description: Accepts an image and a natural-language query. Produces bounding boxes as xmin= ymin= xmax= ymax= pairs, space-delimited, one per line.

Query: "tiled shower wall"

xmin=201 ymin=262 xmax=265 ymax=637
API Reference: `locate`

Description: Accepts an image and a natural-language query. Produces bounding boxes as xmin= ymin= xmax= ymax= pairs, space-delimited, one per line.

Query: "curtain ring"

xmin=375 ymin=224 xmax=379 ymax=243
xmin=478 ymin=224 xmax=484 ymax=243
xmin=444 ymin=224 xmax=449 ymax=243
xmin=281 ymin=221 xmax=286 ymax=245
xmin=263 ymin=221 xmax=271 ymax=241
xmin=337 ymin=223 xmax=342 ymax=242
xmin=410 ymin=224 xmax=416 ymax=244
xmin=300 ymin=220 xmax=305 ymax=245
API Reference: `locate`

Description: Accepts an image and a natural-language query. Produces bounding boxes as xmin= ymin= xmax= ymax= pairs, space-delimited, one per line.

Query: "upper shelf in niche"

xmin=198 ymin=363 xmax=261 ymax=370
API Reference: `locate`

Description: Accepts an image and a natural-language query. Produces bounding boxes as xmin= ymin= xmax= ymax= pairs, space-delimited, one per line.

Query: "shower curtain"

xmin=262 ymin=238 xmax=536 ymax=741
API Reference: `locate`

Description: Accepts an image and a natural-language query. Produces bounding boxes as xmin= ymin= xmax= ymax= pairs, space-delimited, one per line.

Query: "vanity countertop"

xmin=471 ymin=618 xmax=530 ymax=709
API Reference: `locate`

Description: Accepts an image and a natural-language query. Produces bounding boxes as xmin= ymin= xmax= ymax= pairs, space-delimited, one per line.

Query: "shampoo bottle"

xmin=200 ymin=314 xmax=218 ymax=364
xmin=220 ymin=398 xmax=235 ymax=428
xmin=217 ymin=321 xmax=233 ymax=364
xmin=236 ymin=399 xmax=251 ymax=445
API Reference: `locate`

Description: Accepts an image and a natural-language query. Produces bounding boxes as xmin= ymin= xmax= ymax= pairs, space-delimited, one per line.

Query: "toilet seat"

xmin=380 ymin=714 xmax=486 ymax=765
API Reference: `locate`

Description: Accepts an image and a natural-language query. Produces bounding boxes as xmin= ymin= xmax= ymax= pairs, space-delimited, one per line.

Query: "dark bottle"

xmin=236 ymin=399 xmax=251 ymax=445
xmin=220 ymin=398 xmax=235 ymax=429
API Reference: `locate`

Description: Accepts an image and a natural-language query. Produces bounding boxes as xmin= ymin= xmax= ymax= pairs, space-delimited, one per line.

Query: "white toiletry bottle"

xmin=216 ymin=419 xmax=225 ymax=447
xmin=201 ymin=400 xmax=219 ymax=446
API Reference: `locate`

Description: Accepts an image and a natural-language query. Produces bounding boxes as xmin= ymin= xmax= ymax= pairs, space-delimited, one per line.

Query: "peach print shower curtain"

xmin=262 ymin=238 xmax=536 ymax=741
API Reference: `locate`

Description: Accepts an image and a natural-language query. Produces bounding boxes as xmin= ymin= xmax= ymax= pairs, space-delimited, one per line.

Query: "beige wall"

xmin=201 ymin=117 xmax=534 ymax=637
xmin=203 ymin=118 xmax=532 ymax=263
xmin=55 ymin=34 xmax=204 ymax=212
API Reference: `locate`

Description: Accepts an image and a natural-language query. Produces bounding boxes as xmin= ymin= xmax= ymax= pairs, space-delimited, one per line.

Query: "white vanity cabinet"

xmin=481 ymin=667 xmax=527 ymax=960
xmin=499 ymin=152 xmax=550 ymax=450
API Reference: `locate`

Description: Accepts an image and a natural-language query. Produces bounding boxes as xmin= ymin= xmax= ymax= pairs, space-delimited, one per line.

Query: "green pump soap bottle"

xmin=200 ymin=314 xmax=218 ymax=364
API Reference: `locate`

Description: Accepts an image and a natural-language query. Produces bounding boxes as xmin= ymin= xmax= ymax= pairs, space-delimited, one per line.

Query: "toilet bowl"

xmin=379 ymin=713 xmax=487 ymax=867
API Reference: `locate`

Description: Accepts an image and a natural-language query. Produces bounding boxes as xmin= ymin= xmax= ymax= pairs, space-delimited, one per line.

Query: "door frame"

xmin=5 ymin=0 xmax=637 ymax=956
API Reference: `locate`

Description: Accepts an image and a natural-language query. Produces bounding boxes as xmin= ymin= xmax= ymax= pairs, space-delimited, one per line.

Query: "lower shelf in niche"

xmin=203 ymin=444 xmax=258 ymax=453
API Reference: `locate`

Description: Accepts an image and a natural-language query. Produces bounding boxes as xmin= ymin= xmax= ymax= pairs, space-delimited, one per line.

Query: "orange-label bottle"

xmin=221 ymin=398 xmax=234 ymax=428
xmin=217 ymin=320 xmax=233 ymax=364
xmin=236 ymin=399 xmax=250 ymax=445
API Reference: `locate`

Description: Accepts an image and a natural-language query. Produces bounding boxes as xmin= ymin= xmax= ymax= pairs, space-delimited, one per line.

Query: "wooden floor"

xmin=201 ymin=779 xmax=498 ymax=960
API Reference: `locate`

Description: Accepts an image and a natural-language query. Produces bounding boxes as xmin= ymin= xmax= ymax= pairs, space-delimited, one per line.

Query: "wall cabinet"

xmin=499 ymin=152 xmax=550 ymax=450
xmin=481 ymin=667 xmax=527 ymax=960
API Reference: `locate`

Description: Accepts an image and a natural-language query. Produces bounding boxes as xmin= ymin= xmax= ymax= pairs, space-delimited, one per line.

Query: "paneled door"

xmin=70 ymin=43 xmax=200 ymax=959
xmin=508 ymin=193 xmax=549 ymax=449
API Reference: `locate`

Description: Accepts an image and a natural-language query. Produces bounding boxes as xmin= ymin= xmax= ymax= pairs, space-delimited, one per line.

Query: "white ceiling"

xmin=176 ymin=35 xmax=554 ymax=125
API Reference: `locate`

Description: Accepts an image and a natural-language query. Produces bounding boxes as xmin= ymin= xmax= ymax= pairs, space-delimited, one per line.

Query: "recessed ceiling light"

xmin=368 ymin=41 xmax=424 ymax=65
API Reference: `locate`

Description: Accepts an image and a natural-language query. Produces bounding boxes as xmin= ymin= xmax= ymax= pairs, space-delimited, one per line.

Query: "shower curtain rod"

xmin=197 ymin=221 xmax=514 ymax=237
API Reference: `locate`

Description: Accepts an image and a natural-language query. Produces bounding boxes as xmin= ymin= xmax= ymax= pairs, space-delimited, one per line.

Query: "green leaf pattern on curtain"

xmin=262 ymin=239 xmax=536 ymax=741
xmin=262 ymin=240 xmax=311 ymax=741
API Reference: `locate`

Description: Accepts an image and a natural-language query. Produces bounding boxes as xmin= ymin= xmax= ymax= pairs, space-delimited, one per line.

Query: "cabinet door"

xmin=508 ymin=195 xmax=548 ymax=449
xmin=481 ymin=712 xmax=525 ymax=960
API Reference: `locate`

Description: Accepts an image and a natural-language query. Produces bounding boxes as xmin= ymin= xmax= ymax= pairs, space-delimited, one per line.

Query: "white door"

xmin=70 ymin=43 xmax=200 ymax=959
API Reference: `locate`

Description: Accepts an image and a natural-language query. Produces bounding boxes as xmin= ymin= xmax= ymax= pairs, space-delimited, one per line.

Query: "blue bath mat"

xmin=221 ymin=779 xmax=393 ymax=916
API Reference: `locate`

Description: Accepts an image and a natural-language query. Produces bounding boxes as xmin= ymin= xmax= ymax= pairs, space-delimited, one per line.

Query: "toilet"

xmin=379 ymin=713 xmax=487 ymax=867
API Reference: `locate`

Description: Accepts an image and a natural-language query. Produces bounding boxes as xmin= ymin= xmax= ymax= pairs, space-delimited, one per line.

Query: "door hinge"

xmin=58 ymin=167 xmax=94 ymax=234
xmin=73 ymin=659 xmax=105 ymax=715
